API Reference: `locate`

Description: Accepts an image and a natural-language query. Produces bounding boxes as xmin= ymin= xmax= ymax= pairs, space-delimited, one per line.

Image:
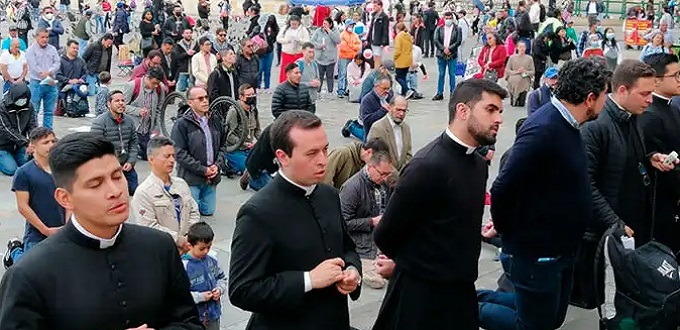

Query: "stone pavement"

xmin=0 ymin=24 xmax=653 ymax=329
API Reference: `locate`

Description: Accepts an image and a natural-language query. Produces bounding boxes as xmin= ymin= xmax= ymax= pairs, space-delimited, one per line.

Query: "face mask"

xmin=14 ymin=98 xmax=27 ymax=107
xmin=244 ymin=96 xmax=257 ymax=106
xmin=445 ymin=19 xmax=454 ymax=27
xmin=590 ymin=41 xmax=600 ymax=48
xmin=606 ymin=33 xmax=615 ymax=40
xmin=595 ymin=26 xmax=602 ymax=33
xmin=44 ymin=13 xmax=54 ymax=20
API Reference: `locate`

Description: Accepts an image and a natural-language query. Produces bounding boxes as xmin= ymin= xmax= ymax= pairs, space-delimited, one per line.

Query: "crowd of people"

xmin=0 ymin=0 xmax=679 ymax=329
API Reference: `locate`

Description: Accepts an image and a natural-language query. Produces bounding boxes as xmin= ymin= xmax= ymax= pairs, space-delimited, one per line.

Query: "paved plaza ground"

xmin=0 ymin=21 xmax=653 ymax=328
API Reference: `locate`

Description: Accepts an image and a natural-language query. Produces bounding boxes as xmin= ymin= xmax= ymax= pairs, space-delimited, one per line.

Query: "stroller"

xmin=57 ymin=83 xmax=90 ymax=117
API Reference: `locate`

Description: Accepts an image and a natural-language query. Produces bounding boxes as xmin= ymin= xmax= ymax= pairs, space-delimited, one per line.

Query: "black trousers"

xmin=423 ymin=29 xmax=435 ymax=56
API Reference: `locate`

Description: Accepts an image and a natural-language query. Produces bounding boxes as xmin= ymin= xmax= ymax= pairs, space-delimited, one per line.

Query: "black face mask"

xmin=244 ymin=96 xmax=257 ymax=106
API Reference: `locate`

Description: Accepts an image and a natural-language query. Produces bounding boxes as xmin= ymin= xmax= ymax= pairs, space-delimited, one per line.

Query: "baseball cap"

xmin=8 ymin=24 xmax=17 ymax=31
xmin=85 ymin=9 xmax=93 ymax=16
xmin=544 ymin=67 xmax=559 ymax=79
xmin=382 ymin=59 xmax=395 ymax=72
xmin=345 ymin=19 xmax=355 ymax=26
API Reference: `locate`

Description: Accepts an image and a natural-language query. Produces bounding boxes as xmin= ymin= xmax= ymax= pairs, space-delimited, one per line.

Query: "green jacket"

xmin=323 ymin=142 xmax=363 ymax=190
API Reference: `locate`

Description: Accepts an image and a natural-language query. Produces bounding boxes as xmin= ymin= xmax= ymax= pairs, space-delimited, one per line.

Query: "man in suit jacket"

xmin=229 ymin=110 xmax=362 ymax=330
xmin=160 ymin=38 xmax=176 ymax=87
xmin=360 ymin=74 xmax=392 ymax=142
xmin=367 ymin=95 xmax=412 ymax=171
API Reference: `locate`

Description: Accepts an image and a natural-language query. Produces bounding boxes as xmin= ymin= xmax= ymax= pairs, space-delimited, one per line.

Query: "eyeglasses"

xmin=190 ymin=95 xmax=208 ymax=102
xmin=370 ymin=165 xmax=392 ymax=178
xmin=218 ymin=34 xmax=227 ymax=37
xmin=660 ymin=71 xmax=680 ymax=81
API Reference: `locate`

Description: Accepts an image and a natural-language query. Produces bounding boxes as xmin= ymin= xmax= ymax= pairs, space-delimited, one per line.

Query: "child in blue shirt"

xmin=95 ymin=71 xmax=111 ymax=116
xmin=182 ymin=222 xmax=227 ymax=330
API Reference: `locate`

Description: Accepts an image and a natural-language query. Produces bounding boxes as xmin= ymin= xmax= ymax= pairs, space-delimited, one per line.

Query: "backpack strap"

xmin=131 ymin=77 xmax=142 ymax=103
xmin=296 ymin=59 xmax=305 ymax=73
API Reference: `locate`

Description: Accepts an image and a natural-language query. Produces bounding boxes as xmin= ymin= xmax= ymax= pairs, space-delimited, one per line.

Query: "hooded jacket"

xmin=0 ymin=83 xmax=36 ymax=152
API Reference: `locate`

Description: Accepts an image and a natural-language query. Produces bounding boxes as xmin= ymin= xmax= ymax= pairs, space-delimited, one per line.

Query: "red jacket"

xmin=313 ymin=6 xmax=331 ymax=27
xmin=474 ymin=45 xmax=507 ymax=79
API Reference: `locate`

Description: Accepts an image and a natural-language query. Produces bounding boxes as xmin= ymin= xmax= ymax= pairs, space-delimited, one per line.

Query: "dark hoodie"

xmin=0 ymin=83 xmax=36 ymax=152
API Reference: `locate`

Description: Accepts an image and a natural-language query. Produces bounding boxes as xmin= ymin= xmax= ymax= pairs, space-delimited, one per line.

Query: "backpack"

xmin=516 ymin=12 xmax=533 ymax=35
xmin=296 ymin=59 xmax=318 ymax=75
xmin=595 ymin=224 xmax=680 ymax=330
xmin=539 ymin=3 xmax=546 ymax=22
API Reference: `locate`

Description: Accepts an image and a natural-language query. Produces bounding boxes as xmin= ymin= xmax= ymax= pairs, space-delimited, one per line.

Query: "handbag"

xmin=484 ymin=69 xmax=498 ymax=82
xmin=559 ymin=51 xmax=572 ymax=61
xmin=141 ymin=37 xmax=153 ymax=50
xmin=455 ymin=60 xmax=467 ymax=76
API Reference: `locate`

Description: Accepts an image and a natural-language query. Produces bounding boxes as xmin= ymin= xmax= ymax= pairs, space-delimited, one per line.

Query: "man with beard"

xmin=638 ymin=53 xmax=680 ymax=256
xmin=163 ymin=5 xmax=190 ymax=42
xmin=171 ymin=29 xmax=198 ymax=93
xmin=490 ymin=58 xmax=611 ymax=329
xmin=372 ymin=79 xmax=506 ymax=330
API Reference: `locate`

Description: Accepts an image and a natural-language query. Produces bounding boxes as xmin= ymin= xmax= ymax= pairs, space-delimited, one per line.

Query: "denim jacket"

xmin=181 ymin=253 xmax=227 ymax=322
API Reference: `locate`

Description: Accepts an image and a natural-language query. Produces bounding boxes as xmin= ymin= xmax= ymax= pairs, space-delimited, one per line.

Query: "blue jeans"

xmin=226 ymin=149 xmax=249 ymax=173
xmin=177 ymin=73 xmax=191 ymax=92
xmin=10 ymin=240 xmax=36 ymax=264
xmin=258 ymin=51 xmax=274 ymax=89
xmin=249 ymin=171 xmax=271 ymax=191
xmin=124 ymin=167 xmax=138 ymax=196
xmin=96 ymin=15 xmax=104 ymax=33
xmin=0 ymin=147 xmax=27 ymax=176
xmin=3 ymin=81 xmax=11 ymax=93
xmin=406 ymin=71 xmax=419 ymax=91
xmin=190 ymin=184 xmax=216 ymax=216
xmin=348 ymin=120 xmax=364 ymax=141
xmin=499 ymin=252 xmax=575 ymax=330
xmin=85 ymin=74 xmax=99 ymax=96
xmin=29 ymin=79 xmax=58 ymax=129
xmin=436 ymin=57 xmax=456 ymax=95
xmin=78 ymin=38 xmax=89 ymax=57
xmin=478 ymin=290 xmax=517 ymax=330
xmin=337 ymin=58 xmax=351 ymax=95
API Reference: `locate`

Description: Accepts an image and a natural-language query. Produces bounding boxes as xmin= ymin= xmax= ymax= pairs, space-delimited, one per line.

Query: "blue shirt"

xmin=164 ymin=184 xmax=181 ymax=224
xmin=194 ymin=113 xmax=214 ymax=165
xmin=25 ymin=43 xmax=60 ymax=81
xmin=1 ymin=37 xmax=27 ymax=51
xmin=11 ymin=160 xmax=66 ymax=244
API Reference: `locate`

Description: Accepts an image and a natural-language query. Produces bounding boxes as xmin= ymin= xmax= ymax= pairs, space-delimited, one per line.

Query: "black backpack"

xmin=516 ymin=11 xmax=533 ymax=36
xmin=539 ymin=3 xmax=546 ymax=22
xmin=595 ymin=225 xmax=680 ymax=330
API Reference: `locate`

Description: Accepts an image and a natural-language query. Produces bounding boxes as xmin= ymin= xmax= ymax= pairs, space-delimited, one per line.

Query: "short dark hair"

xmin=99 ymin=71 xmax=112 ymax=83
xmin=49 ymin=133 xmax=117 ymax=190
xmin=187 ymin=221 xmax=214 ymax=245
xmin=29 ymin=127 xmax=54 ymax=142
xmin=611 ymin=60 xmax=656 ymax=90
xmin=146 ymin=67 xmax=165 ymax=81
xmin=238 ymin=83 xmax=254 ymax=96
xmin=270 ymin=110 xmax=323 ymax=156
xmin=363 ymin=138 xmax=389 ymax=154
xmin=101 ymin=32 xmax=114 ymax=41
xmin=284 ymin=62 xmax=299 ymax=73
xmin=644 ymin=53 xmax=678 ymax=76
xmin=66 ymin=39 xmax=79 ymax=47
xmin=301 ymin=42 xmax=314 ymax=50
xmin=443 ymin=11 xmax=453 ymax=17
xmin=147 ymin=135 xmax=174 ymax=158
xmin=198 ymin=36 xmax=211 ymax=46
xmin=162 ymin=37 xmax=175 ymax=45
xmin=147 ymin=49 xmax=162 ymax=60
xmin=448 ymin=79 xmax=508 ymax=122
xmin=554 ymin=57 xmax=612 ymax=105
xmin=108 ymin=89 xmax=124 ymax=102
xmin=216 ymin=28 xmax=226 ymax=35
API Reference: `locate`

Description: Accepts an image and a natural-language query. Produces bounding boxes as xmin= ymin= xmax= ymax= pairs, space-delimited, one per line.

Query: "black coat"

xmin=0 ymin=222 xmax=203 ymax=330
xmin=163 ymin=15 xmax=191 ymax=41
xmin=229 ymin=175 xmax=361 ymax=330
xmin=170 ymin=41 xmax=198 ymax=81
xmin=271 ymin=81 xmax=315 ymax=118
xmin=581 ymin=97 xmax=653 ymax=244
xmin=638 ymin=95 xmax=680 ymax=254
xmin=410 ymin=25 xmax=426 ymax=50
xmin=367 ymin=11 xmax=390 ymax=47
xmin=422 ymin=8 xmax=439 ymax=31
xmin=82 ymin=40 xmax=113 ymax=75
xmin=245 ymin=124 xmax=278 ymax=177
xmin=0 ymin=83 xmax=36 ymax=152
xmin=207 ymin=65 xmax=240 ymax=104
xmin=372 ymin=134 xmax=487 ymax=329
xmin=160 ymin=51 xmax=174 ymax=81
xmin=547 ymin=37 xmax=576 ymax=64
xmin=170 ymin=107 xmax=227 ymax=186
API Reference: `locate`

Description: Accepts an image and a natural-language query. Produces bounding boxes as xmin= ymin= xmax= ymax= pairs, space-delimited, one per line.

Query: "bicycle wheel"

xmin=159 ymin=91 xmax=188 ymax=137
xmin=209 ymin=96 xmax=247 ymax=153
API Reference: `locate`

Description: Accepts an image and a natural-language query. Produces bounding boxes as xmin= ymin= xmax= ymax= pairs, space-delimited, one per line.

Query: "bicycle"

xmin=158 ymin=93 xmax=248 ymax=153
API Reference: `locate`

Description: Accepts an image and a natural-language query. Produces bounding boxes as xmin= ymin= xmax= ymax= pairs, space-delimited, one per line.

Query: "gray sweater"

xmin=122 ymin=79 xmax=166 ymax=135
xmin=310 ymin=28 xmax=341 ymax=66
xmin=90 ymin=112 xmax=139 ymax=165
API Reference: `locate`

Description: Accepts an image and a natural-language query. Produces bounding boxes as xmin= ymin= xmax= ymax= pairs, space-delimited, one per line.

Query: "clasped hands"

xmin=309 ymin=257 xmax=360 ymax=295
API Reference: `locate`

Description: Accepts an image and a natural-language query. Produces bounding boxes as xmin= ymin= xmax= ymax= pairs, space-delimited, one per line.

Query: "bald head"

xmin=9 ymin=38 xmax=20 ymax=54
xmin=389 ymin=95 xmax=408 ymax=124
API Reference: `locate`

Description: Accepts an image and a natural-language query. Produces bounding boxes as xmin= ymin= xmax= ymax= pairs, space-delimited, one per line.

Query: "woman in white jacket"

xmin=276 ymin=15 xmax=310 ymax=83
xmin=190 ymin=36 xmax=218 ymax=88
xmin=347 ymin=53 xmax=371 ymax=102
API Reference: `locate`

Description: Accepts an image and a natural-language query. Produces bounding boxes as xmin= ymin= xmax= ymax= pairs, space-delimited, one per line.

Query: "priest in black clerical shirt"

xmin=229 ymin=110 xmax=362 ymax=330
xmin=0 ymin=133 xmax=203 ymax=330
xmin=372 ymin=80 xmax=506 ymax=330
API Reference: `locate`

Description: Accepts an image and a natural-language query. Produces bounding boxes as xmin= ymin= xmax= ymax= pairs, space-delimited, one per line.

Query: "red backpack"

xmin=131 ymin=77 xmax=162 ymax=103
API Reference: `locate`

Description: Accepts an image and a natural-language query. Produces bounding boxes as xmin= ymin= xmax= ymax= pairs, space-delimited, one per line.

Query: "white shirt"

xmin=443 ymin=25 xmax=454 ymax=48
xmin=71 ymin=215 xmax=122 ymax=249
xmin=529 ymin=2 xmax=541 ymax=24
xmin=390 ymin=116 xmax=404 ymax=159
xmin=0 ymin=50 xmax=25 ymax=79
xmin=445 ymin=128 xmax=476 ymax=154
xmin=588 ymin=2 xmax=598 ymax=14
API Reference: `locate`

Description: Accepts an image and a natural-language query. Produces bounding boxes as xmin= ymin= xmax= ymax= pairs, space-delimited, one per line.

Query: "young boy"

xmin=95 ymin=71 xmax=111 ymax=115
xmin=182 ymin=222 xmax=227 ymax=330
xmin=3 ymin=127 xmax=65 ymax=269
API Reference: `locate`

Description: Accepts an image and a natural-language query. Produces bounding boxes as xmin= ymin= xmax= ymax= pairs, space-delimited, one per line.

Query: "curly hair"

xmin=554 ymin=58 xmax=612 ymax=105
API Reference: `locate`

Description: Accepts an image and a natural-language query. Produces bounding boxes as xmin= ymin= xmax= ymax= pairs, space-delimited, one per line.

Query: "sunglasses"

xmin=218 ymin=34 xmax=227 ymax=37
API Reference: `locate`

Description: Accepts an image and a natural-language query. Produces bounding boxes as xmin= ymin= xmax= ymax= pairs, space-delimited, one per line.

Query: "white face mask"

xmin=44 ymin=13 xmax=54 ymax=20
xmin=14 ymin=98 xmax=28 ymax=107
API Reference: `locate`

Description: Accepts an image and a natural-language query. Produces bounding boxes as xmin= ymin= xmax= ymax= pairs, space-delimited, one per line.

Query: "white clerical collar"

xmin=445 ymin=128 xmax=476 ymax=154
xmin=278 ymin=170 xmax=316 ymax=196
xmin=652 ymin=92 xmax=672 ymax=102
xmin=71 ymin=215 xmax=122 ymax=249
